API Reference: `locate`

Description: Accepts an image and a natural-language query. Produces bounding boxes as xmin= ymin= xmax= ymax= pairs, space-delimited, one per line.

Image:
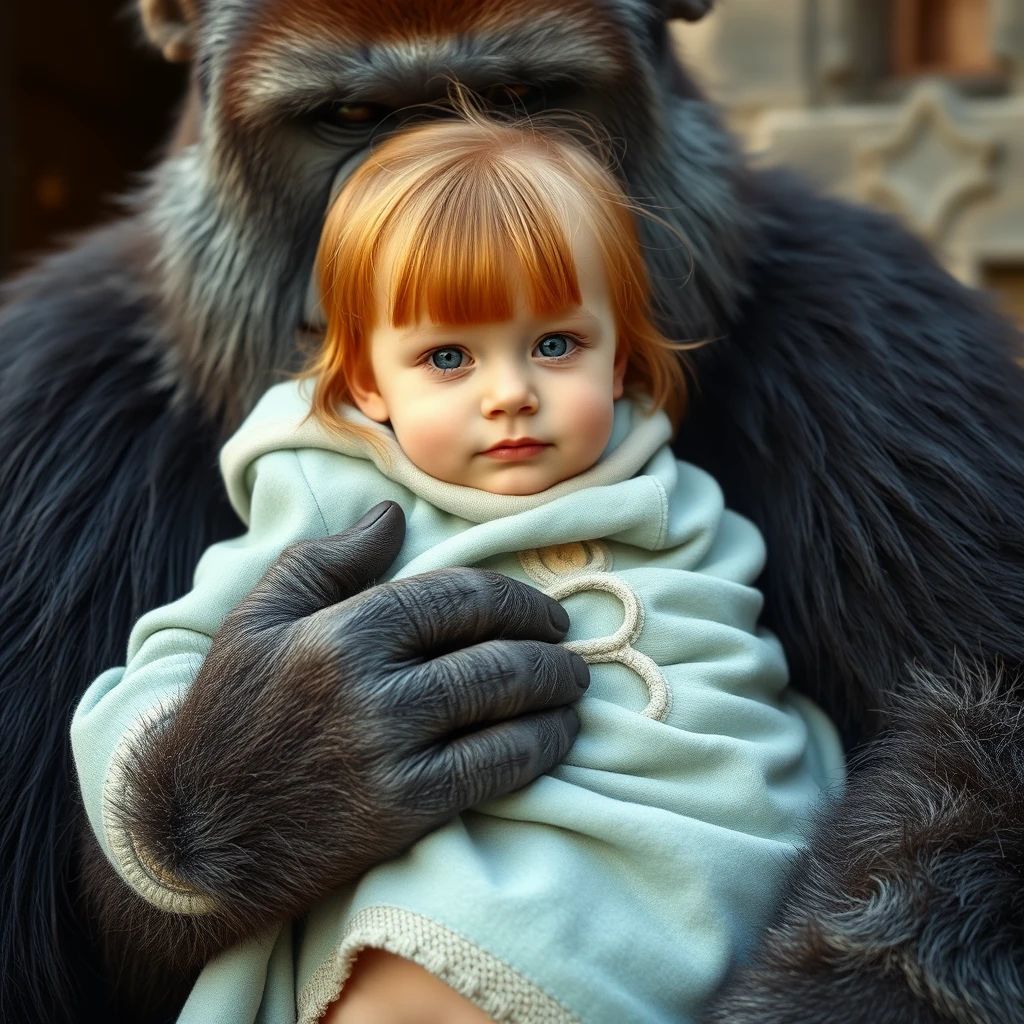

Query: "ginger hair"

xmin=305 ymin=101 xmax=690 ymax=439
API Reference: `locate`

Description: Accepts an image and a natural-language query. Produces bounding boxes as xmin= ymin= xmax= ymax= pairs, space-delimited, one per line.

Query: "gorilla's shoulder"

xmin=0 ymin=218 xmax=160 ymax=381
xmin=738 ymin=167 xmax=1021 ymax=368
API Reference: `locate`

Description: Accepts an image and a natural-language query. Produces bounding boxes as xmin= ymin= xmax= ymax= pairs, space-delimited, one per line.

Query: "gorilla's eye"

xmin=480 ymin=83 xmax=545 ymax=112
xmin=313 ymin=101 xmax=393 ymax=131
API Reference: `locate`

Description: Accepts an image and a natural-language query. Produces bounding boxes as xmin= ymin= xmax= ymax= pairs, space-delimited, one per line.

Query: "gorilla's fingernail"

xmin=549 ymin=601 xmax=570 ymax=633
xmin=355 ymin=502 xmax=393 ymax=529
xmin=573 ymin=655 xmax=590 ymax=690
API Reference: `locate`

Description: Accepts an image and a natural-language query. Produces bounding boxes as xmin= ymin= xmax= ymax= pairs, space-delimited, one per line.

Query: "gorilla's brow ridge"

xmin=228 ymin=14 xmax=627 ymax=121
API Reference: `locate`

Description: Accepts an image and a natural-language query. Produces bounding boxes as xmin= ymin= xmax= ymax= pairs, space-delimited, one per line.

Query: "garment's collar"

xmin=222 ymin=382 xmax=673 ymax=525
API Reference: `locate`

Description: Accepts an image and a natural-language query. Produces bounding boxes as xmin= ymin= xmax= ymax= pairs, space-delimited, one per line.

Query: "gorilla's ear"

xmin=664 ymin=0 xmax=715 ymax=20
xmin=139 ymin=0 xmax=197 ymax=63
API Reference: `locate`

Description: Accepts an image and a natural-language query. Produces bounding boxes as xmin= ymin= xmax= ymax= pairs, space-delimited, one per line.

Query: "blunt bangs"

xmin=382 ymin=158 xmax=583 ymax=329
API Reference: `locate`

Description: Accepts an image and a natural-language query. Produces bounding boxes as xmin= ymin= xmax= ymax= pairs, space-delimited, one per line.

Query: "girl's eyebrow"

xmin=538 ymin=308 xmax=598 ymax=327
xmin=397 ymin=324 xmax=466 ymax=346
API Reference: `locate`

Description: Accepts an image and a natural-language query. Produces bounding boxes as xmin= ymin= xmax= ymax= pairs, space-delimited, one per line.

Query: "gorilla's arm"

xmin=677 ymin=171 xmax=1024 ymax=1023
xmin=0 ymin=221 xmax=241 ymax=1024
xmin=703 ymin=664 xmax=1024 ymax=1024
xmin=0 ymin=223 xmax=584 ymax=1024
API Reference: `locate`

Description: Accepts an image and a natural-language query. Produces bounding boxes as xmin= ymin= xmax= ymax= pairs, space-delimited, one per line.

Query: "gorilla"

xmin=1 ymin=1 xmax=1023 ymax=1022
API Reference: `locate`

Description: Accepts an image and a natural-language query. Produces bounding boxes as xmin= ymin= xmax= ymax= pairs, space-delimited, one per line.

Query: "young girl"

xmin=72 ymin=104 xmax=844 ymax=1024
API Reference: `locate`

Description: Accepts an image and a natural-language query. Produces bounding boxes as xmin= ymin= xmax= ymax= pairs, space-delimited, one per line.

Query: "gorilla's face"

xmin=195 ymin=0 xmax=667 ymax=211
xmin=143 ymin=0 xmax=741 ymax=428
xmin=214 ymin=1 xmax=647 ymax=129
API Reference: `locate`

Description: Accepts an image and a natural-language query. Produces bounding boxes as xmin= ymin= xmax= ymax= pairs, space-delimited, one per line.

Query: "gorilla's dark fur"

xmin=0 ymin=222 xmax=240 ymax=1019
xmin=2 ymin=1 xmax=1023 ymax=1022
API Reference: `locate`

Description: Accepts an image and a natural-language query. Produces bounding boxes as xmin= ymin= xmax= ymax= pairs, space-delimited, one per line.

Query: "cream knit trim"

xmin=297 ymin=906 xmax=580 ymax=1024
xmin=519 ymin=542 xmax=671 ymax=721
xmin=102 ymin=705 xmax=218 ymax=915
xmin=221 ymin=394 xmax=672 ymax=526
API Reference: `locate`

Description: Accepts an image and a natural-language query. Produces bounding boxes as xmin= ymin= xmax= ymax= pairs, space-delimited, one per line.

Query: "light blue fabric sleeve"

xmin=70 ymin=449 xmax=360 ymax=897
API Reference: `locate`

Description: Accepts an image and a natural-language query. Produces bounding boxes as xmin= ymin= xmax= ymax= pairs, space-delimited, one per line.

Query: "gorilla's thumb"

xmin=248 ymin=501 xmax=407 ymax=621
xmin=327 ymin=500 xmax=407 ymax=585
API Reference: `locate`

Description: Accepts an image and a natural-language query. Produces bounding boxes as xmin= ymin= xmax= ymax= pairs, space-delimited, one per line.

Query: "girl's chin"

xmin=425 ymin=459 xmax=586 ymax=495
xmin=476 ymin=467 xmax=572 ymax=496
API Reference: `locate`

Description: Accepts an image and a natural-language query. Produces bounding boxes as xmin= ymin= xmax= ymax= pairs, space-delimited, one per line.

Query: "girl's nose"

xmin=480 ymin=370 xmax=539 ymax=419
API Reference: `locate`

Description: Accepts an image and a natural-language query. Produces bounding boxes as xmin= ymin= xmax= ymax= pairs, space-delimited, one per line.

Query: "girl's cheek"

xmin=555 ymin=373 xmax=615 ymax=432
xmin=391 ymin=391 xmax=469 ymax=471
xmin=576 ymin=395 xmax=615 ymax=454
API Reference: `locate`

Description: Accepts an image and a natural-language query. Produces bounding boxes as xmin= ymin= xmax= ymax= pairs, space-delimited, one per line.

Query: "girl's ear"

xmin=348 ymin=363 xmax=390 ymax=423
xmin=613 ymin=346 xmax=628 ymax=401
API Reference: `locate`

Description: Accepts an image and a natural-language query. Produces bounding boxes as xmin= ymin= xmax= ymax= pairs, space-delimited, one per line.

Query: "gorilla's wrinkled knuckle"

xmin=428 ymin=664 xmax=467 ymax=723
xmin=492 ymin=726 xmax=534 ymax=768
xmin=530 ymin=712 xmax=572 ymax=766
xmin=453 ymin=644 xmax=512 ymax=712
xmin=450 ymin=742 xmax=526 ymax=807
xmin=411 ymin=567 xmax=475 ymax=612
xmin=476 ymin=567 xmax=516 ymax=598
xmin=467 ymin=567 xmax=507 ymax=589
xmin=393 ymin=755 xmax=457 ymax=819
xmin=487 ymin=572 xmax=539 ymax=630
xmin=483 ymin=642 xmax=518 ymax=684
xmin=457 ymin=569 xmax=525 ymax=627
xmin=387 ymin=577 xmax=463 ymax=648
xmin=347 ymin=581 xmax=414 ymax=640
xmin=519 ymin=638 xmax=550 ymax=678
xmin=479 ymin=738 xmax=534 ymax=798
xmin=498 ymin=639 xmax=550 ymax=699
xmin=438 ymin=566 xmax=499 ymax=601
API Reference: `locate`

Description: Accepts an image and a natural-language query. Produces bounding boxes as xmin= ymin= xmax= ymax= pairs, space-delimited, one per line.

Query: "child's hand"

xmin=110 ymin=501 xmax=588 ymax=951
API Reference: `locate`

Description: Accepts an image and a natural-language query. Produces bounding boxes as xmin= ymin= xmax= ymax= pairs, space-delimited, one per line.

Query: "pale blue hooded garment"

xmin=72 ymin=381 xmax=845 ymax=1024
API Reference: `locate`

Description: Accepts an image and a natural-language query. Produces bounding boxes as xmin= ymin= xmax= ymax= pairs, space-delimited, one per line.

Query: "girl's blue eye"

xmin=430 ymin=348 xmax=464 ymax=370
xmin=535 ymin=334 xmax=574 ymax=358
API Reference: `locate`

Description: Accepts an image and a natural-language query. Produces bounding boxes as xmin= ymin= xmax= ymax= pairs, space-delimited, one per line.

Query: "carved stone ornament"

xmin=857 ymin=81 xmax=1000 ymax=241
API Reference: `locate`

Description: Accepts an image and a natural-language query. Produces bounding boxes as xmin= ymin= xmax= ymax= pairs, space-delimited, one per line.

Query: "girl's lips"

xmin=481 ymin=440 xmax=552 ymax=461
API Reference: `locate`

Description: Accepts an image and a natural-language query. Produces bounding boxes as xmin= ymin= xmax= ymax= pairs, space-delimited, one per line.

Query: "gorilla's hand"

xmin=103 ymin=501 xmax=587 ymax=960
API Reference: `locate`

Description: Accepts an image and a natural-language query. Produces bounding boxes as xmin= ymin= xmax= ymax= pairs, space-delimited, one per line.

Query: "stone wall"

xmin=672 ymin=1 xmax=1024 ymax=329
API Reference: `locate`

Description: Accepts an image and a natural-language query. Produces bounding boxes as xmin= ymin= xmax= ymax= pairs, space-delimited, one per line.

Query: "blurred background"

xmin=1 ymin=0 xmax=1022 ymax=331
xmin=671 ymin=0 xmax=1024 ymax=330
xmin=0 ymin=0 xmax=185 ymax=277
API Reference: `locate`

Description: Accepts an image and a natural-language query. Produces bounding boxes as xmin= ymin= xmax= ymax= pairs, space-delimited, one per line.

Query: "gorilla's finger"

xmin=371 ymin=568 xmax=571 ymax=655
xmin=248 ymin=501 xmax=406 ymax=620
xmin=411 ymin=640 xmax=589 ymax=735
xmin=431 ymin=706 xmax=580 ymax=810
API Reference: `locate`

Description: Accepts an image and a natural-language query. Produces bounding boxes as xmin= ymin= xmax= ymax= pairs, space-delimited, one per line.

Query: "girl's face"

xmin=351 ymin=222 xmax=627 ymax=496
